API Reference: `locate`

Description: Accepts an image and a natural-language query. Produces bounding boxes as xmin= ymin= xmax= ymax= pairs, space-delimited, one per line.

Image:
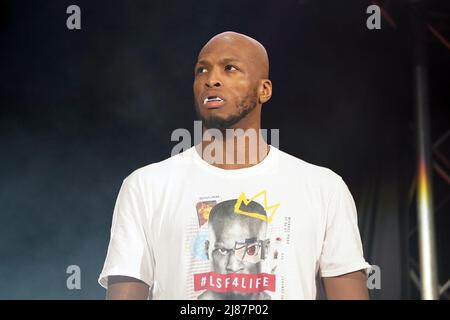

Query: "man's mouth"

xmin=203 ymin=96 xmax=225 ymax=108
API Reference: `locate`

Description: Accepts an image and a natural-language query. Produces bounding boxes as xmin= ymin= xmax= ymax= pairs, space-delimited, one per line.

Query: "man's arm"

xmin=322 ymin=270 xmax=369 ymax=300
xmin=106 ymin=276 xmax=150 ymax=300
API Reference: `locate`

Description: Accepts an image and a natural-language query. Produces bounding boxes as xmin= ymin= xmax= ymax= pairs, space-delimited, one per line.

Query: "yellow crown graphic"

xmin=234 ymin=190 xmax=280 ymax=223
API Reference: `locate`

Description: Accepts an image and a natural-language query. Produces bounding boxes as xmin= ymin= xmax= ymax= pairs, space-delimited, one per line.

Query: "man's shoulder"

xmin=276 ymin=148 xmax=343 ymax=185
xmin=123 ymin=147 xmax=195 ymax=186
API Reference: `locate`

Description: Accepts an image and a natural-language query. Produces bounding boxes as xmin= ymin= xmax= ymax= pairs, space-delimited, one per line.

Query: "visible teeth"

xmin=204 ymin=96 xmax=223 ymax=104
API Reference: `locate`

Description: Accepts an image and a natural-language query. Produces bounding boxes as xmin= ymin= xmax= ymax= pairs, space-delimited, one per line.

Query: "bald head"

xmin=208 ymin=199 xmax=267 ymax=239
xmin=193 ymin=31 xmax=273 ymax=130
xmin=199 ymin=31 xmax=269 ymax=79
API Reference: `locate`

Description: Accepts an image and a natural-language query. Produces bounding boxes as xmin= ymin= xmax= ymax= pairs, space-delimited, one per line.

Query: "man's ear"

xmin=204 ymin=240 xmax=210 ymax=260
xmin=258 ymin=79 xmax=272 ymax=104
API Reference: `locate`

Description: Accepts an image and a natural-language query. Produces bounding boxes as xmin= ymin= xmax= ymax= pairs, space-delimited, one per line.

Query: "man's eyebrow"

xmin=196 ymin=57 xmax=242 ymax=66
xmin=221 ymin=58 xmax=241 ymax=64
xmin=213 ymin=242 xmax=229 ymax=249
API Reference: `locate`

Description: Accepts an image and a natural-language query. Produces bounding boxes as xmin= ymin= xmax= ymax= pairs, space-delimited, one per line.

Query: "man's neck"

xmin=197 ymin=126 xmax=270 ymax=170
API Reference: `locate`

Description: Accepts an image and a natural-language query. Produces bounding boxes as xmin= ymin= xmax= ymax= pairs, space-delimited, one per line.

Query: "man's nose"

xmin=205 ymin=68 xmax=222 ymax=88
xmin=226 ymin=253 xmax=244 ymax=273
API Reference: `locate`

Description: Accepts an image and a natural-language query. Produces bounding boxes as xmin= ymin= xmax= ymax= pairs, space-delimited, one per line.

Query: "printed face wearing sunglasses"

xmin=213 ymin=237 xmax=270 ymax=264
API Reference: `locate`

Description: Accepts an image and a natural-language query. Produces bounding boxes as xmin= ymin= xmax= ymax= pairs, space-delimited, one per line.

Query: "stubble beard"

xmin=195 ymin=90 xmax=258 ymax=131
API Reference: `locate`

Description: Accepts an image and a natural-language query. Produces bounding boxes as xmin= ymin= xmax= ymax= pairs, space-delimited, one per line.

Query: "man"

xmin=99 ymin=31 xmax=371 ymax=300
xmin=198 ymin=199 xmax=271 ymax=300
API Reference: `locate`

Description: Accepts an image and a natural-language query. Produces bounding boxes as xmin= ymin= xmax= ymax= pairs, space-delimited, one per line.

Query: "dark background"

xmin=0 ymin=0 xmax=448 ymax=299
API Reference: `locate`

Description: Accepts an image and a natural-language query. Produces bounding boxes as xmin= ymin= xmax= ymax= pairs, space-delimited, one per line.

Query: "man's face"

xmin=208 ymin=218 xmax=267 ymax=274
xmin=193 ymin=38 xmax=260 ymax=130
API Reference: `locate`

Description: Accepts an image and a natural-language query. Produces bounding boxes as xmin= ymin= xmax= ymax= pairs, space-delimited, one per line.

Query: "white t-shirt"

xmin=98 ymin=145 xmax=370 ymax=299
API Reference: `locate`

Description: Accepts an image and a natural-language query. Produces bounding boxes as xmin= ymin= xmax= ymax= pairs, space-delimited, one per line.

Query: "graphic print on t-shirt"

xmin=185 ymin=191 xmax=286 ymax=300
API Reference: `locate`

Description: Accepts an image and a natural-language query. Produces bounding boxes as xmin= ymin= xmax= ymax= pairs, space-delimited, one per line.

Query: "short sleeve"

xmin=319 ymin=177 xmax=371 ymax=277
xmin=98 ymin=178 xmax=155 ymax=289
